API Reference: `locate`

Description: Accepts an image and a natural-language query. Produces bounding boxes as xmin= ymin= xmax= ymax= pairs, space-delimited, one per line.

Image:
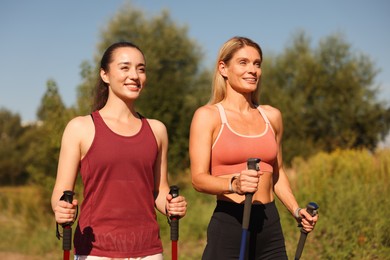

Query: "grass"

xmin=0 ymin=148 xmax=389 ymax=259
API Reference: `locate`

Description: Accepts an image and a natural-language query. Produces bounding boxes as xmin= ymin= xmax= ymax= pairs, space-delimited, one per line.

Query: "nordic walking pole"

xmin=239 ymin=158 xmax=261 ymax=260
xmin=169 ymin=185 xmax=180 ymax=260
xmin=57 ymin=190 xmax=75 ymax=260
xmin=294 ymin=202 xmax=319 ymax=260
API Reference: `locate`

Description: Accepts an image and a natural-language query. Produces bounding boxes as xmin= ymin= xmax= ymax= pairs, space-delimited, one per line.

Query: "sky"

xmin=1 ymin=0 xmax=389 ymax=124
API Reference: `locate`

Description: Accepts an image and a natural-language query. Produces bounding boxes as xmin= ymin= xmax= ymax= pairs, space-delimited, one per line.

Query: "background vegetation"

xmin=1 ymin=149 xmax=389 ymax=259
xmin=1 ymin=2 xmax=390 ymax=259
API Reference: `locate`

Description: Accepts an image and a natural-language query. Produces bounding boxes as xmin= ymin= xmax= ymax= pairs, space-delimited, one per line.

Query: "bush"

xmin=0 ymin=149 xmax=389 ymax=259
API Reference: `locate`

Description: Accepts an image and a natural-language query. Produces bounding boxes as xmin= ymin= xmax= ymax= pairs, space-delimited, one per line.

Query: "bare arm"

xmin=190 ymin=106 xmax=234 ymax=195
xmin=266 ymin=106 xmax=318 ymax=231
xmin=51 ymin=116 xmax=91 ymax=223
xmin=149 ymin=119 xmax=186 ymax=217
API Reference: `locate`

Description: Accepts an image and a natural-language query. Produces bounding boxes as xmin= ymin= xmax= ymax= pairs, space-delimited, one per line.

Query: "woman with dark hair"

xmin=189 ymin=36 xmax=318 ymax=259
xmin=52 ymin=41 xmax=187 ymax=259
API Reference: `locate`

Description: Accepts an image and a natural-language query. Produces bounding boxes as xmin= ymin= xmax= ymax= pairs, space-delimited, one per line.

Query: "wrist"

xmin=229 ymin=176 xmax=238 ymax=193
xmin=294 ymin=207 xmax=302 ymax=219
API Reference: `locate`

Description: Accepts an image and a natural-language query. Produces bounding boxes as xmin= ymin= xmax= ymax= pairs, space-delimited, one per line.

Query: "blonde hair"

xmin=208 ymin=36 xmax=263 ymax=105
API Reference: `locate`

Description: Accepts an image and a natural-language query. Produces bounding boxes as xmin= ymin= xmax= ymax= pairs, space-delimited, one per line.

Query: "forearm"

xmin=192 ymin=173 xmax=232 ymax=195
xmin=274 ymin=175 xmax=299 ymax=216
xmin=51 ymin=188 xmax=63 ymax=212
xmin=155 ymin=186 xmax=170 ymax=215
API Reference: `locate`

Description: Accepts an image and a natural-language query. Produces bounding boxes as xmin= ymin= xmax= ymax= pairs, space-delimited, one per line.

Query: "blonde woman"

xmin=189 ymin=36 xmax=317 ymax=259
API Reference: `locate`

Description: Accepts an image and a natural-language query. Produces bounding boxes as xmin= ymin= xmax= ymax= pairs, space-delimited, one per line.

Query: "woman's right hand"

xmin=54 ymin=199 xmax=78 ymax=224
xmin=234 ymin=169 xmax=262 ymax=195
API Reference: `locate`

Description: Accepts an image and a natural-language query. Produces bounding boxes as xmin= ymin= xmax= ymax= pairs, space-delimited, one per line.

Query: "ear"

xmin=218 ymin=61 xmax=228 ymax=78
xmin=100 ymin=69 xmax=109 ymax=84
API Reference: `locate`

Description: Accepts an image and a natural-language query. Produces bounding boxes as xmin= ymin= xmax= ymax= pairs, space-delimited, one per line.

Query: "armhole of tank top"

xmin=257 ymin=106 xmax=276 ymax=136
xmin=90 ymin=113 xmax=94 ymax=122
xmin=136 ymin=112 xmax=144 ymax=119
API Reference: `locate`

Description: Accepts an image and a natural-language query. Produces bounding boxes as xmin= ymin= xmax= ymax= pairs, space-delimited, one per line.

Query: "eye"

xmin=138 ymin=66 xmax=146 ymax=73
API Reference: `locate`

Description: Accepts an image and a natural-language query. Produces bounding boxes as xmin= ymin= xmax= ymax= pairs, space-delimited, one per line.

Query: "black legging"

xmin=202 ymin=200 xmax=287 ymax=260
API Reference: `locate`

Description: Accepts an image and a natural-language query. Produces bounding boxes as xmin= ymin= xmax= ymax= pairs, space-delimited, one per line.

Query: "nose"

xmin=128 ymin=67 xmax=139 ymax=80
xmin=248 ymin=64 xmax=258 ymax=75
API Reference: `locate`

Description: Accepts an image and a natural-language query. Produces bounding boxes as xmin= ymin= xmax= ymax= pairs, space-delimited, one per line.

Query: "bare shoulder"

xmin=194 ymin=104 xmax=219 ymax=117
xmin=192 ymin=104 xmax=220 ymax=126
xmin=259 ymin=105 xmax=283 ymax=134
xmin=259 ymin=105 xmax=282 ymax=121
xmin=146 ymin=119 xmax=168 ymax=140
xmin=62 ymin=115 xmax=94 ymax=141
xmin=147 ymin=118 xmax=167 ymax=131
xmin=65 ymin=115 xmax=94 ymax=132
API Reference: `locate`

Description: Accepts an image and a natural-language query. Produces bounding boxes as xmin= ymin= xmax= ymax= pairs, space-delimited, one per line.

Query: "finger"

xmin=59 ymin=200 xmax=75 ymax=209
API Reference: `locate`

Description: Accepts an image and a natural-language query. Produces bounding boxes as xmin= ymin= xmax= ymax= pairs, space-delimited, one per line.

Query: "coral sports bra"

xmin=211 ymin=103 xmax=278 ymax=176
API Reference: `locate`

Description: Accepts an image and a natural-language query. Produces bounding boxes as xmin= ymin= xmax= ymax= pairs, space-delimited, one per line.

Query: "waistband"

xmin=213 ymin=200 xmax=280 ymax=228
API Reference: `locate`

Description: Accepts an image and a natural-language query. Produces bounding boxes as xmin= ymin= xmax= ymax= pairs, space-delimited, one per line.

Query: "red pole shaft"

xmin=172 ymin=240 xmax=178 ymax=260
xmin=63 ymin=250 xmax=70 ymax=260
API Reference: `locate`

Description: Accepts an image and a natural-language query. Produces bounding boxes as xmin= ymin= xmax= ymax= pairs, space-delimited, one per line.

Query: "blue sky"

xmin=1 ymin=0 xmax=389 ymax=123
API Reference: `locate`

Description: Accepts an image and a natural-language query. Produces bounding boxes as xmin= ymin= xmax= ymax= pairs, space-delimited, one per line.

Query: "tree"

xmin=76 ymin=3 xmax=209 ymax=172
xmin=0 ymin=108 xmax=28 ymax=184
xmin=25 ymin=80 xmax=74 ymax=196
xmin=261 ymin=31 xmax=390 ymax=164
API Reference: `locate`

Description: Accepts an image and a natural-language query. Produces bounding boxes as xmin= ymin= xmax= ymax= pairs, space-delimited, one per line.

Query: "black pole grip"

xmin=62 ymin=227 xmax=72 ymax=251
xmin=247 ymin=158 xmax=261 ymax=171
xmin=294 ymin=202 xmax=319 ymax=260
xmin=306 ymin=202 xmax=319 ymax=217
xmin=169 ymin=185 xmax=180 ymax=241
xmin=60 ymin=190 xmax=75 ymax=255
xmin=242 ymin=158 xmax=261 ymax=230
xmin=300 ymin=202 xmax=319 ymax=234
xmin=60 ymin=190 xmax=75 ymax=227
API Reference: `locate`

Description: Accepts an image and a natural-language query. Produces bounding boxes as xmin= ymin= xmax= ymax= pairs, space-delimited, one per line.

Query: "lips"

xmin=243 ymin=78 xmax=257 ymax=83
xmin=125 ymin=84 xmax=141 ymax=90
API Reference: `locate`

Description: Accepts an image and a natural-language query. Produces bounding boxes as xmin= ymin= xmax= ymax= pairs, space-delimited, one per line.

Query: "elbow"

xmin=191 ymin=178 xmax=206 ymax=193
xmin=191 ymin=180 xmax=202 ymax=192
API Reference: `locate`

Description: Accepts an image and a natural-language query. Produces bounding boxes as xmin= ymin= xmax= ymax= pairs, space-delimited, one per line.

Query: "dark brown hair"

xmin=93 ymin=42 xmax=145 ymax=111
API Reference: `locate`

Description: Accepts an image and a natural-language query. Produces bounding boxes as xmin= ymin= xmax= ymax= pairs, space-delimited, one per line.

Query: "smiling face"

xmin=219 ymin=45 xmax=262 ymax=95
xmin=100 ymin=46 xmax=146 ymax=101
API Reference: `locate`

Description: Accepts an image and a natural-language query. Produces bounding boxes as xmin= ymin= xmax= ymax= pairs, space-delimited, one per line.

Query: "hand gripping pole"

xmin=239 ymin=158 xmax=261 ymax=260
xmin=294 ymin=202 xmax=319 ymax=260
xmin=169 ymin=185 xmax=180 ymax=260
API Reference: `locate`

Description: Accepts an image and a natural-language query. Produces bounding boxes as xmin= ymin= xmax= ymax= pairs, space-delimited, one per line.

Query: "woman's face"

xmin=100 ymin=46 xmax=146 ymax=101
xmin=220 ymin=46 xmax=261 ymax=94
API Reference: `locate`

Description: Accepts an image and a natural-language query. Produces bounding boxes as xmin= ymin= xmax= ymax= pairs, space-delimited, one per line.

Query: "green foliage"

xmin=1 ymin=149 xmax=389 ymax=259
xmin=158 ymin=170 xmax=215 ymax=259
xmin=284 ymin=148 xmax=390 ymax=259
xmin=262 ymin=31 xmax=390 ymax=164
xmin=0 ymin=109 xmax=23 ymax=184
xmin=76 ymin=4 xmax=210 ymax=172
xmin=0 ymin=186 xmax=60 ymax=259
xmin=26 ymin=80 xmax=75 ymax=201
xmin=0 ymin=108 xmax=29 ymax=185
xmin=76 ymin=60 xmax=96 ymax=115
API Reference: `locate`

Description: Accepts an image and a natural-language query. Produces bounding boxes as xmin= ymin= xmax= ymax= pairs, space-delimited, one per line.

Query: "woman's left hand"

xmin=299 ymin=208 xmax=319 ymax=233
xmin=166 ymin=194 xmax=187 ymax=218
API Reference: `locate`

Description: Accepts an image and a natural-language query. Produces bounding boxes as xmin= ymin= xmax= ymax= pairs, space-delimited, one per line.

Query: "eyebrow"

xmin=117 ymin=61 xmax=146 ymax=67
xmin=236 ymin=57 xmax=262 ymax=62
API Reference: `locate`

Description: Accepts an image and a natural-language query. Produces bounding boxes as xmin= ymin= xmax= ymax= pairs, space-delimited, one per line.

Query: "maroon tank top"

xmin=74 ymin=111 xmax=163 ymax=257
